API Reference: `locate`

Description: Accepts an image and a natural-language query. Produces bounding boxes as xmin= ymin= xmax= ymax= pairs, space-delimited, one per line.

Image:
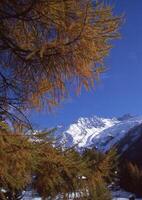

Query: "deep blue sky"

xmin=29 ymin=0 xmax=142 ymax=129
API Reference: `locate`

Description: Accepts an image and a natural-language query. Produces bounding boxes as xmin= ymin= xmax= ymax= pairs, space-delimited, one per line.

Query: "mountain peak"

xmin=117 ymin=114 xmax=134 ymax=121
xmin=77 ymin=116 xmax=106 ymax=129
xmin=55 ymin=114 xmax=142 ymax=151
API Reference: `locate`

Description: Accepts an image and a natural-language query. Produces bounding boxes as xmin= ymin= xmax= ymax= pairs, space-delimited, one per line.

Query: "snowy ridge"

xmin=56 ymin=115 xmax=142 ymax=152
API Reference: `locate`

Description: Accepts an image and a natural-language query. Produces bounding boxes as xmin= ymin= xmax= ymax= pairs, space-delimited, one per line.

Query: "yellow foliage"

xmin=0 ymin=0 xmax=121 ymax=113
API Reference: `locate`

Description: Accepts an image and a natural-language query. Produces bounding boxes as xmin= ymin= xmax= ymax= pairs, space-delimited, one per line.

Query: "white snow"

xmin=112 ymin=189 xmax=142 ymax=200
xmin=22 ymin=189 xmax=142 ymax=199
xmin=57 ymin=115 xmax=142 ymax=152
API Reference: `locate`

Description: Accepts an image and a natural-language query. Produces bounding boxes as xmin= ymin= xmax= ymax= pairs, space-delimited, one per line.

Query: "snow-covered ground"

xmin=113 ymin=199 xmax=141 ymax=200
xmin=22 ymin=189 xmax=142 ymax=200
xmin=112 ymin=189 xmax=142 ymax=200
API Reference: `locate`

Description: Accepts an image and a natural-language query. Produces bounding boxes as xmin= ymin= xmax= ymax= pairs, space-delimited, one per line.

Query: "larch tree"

xmin=0 ymin=122 xmax=118 ymax=200
xmin=0 ymin=0 xmax=122 ymax=199
xmin=119 ymin=161 xmax=142 ymax=196
xmin=0 ymin=0 xmax=121 ymax=125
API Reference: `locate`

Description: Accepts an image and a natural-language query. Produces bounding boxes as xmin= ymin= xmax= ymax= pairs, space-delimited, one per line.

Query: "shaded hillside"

xmin=117 ymin=124 xmax=142 ymax=166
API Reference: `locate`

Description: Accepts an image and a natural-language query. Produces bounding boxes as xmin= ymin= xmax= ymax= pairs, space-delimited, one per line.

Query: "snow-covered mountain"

xmin=55 ymin=114 xmax=142 ymax=153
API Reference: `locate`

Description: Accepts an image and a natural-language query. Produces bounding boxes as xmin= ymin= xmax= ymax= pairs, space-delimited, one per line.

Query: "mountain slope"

xmin=55 ymin=115 xmax=142 ymax=153
xmin=117 ymin=123 xmax=142 ymax=165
